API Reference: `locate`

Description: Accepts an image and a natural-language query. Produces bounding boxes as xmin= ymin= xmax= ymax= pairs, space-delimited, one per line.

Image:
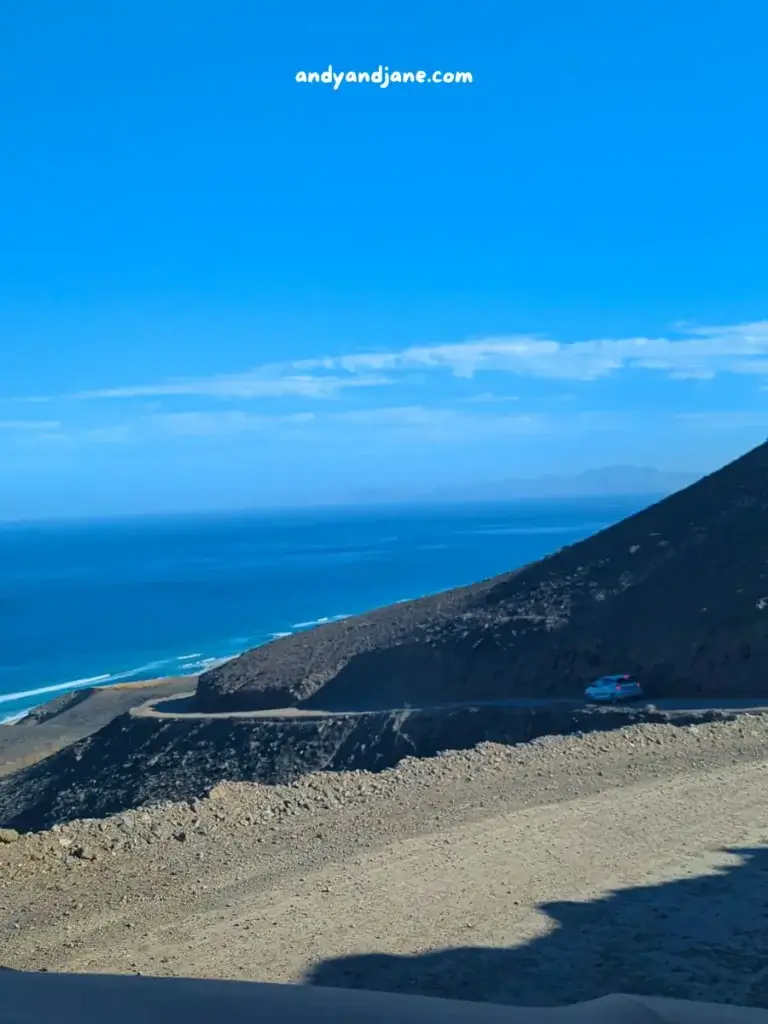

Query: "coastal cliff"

xmin=195 ymin=441 xmax=768 ymax=712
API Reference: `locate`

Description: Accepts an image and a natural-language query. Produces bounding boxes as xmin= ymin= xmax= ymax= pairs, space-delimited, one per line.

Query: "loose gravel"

xmin=2 ymin=715 xmax=768 ymax=1007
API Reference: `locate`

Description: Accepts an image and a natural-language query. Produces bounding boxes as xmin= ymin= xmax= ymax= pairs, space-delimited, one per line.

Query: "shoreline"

xmin=0 ymin=675 xmax=200 ymax=777
xmin=0 ymin=662 xmax=229 ymax=726
xmin=0 ymin=611 xmax=361 ymax=725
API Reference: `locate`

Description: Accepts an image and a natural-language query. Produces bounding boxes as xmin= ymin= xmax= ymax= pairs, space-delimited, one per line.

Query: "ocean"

xmin=0 ymin=496 xmax=652 ymax=723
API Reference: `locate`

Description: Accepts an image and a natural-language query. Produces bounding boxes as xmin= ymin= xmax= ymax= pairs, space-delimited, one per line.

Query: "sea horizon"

xmin=0 ymin=486 xmax=677 ymax=528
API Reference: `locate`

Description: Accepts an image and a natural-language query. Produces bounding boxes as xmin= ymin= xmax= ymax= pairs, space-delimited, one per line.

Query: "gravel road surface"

xmin=3 ymin=714 xmax=768 ymax=1008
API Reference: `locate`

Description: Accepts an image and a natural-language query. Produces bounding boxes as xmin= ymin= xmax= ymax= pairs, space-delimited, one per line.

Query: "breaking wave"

xmin=0 ymin=605 xmax=383 ymax=723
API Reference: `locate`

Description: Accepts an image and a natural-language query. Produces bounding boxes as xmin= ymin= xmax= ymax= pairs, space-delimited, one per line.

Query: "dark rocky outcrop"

xmin=196 ymin=442 xmax=768 ymax=712
xmin=0 ymin=702 xmax=740 ymax=832
xmin=20 ymin=689 xmax=95 ymax=726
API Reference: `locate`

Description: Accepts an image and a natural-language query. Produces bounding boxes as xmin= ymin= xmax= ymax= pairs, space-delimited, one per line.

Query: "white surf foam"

xmin=0 ymin=656 xmax=185 ymax=713
xmin=290 ymin=612 xmax=353 ymax=629
xmin=0 ymin=709 xmax=32 ymax=725
xmin=0 ymin=610 xmax=359 ymax=718
xmin=0 ymin=674 xmax=113 ymax=705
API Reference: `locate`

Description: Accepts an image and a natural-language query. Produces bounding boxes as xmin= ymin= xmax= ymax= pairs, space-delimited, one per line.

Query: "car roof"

xmin=594 ymin=674 xmax=632 ymax=682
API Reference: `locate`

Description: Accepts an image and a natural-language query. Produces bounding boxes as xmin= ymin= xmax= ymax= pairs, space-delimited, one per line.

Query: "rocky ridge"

xmin=0 ymin=699 xmax=747 ymax=833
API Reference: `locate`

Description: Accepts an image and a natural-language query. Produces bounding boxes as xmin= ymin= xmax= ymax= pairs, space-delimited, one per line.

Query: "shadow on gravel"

xmin=306 ymin=844 xmax=768 ymax=1009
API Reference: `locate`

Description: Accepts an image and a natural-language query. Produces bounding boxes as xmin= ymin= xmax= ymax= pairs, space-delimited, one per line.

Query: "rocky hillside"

xmin=0 ymin=702 xmax=739 ymax=832
xmin=196 ymin=441 xmax=768 ymax=712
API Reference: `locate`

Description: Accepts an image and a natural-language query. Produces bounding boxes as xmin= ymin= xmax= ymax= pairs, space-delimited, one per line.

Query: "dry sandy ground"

xmin=3 ymin=715 xmax=768 ymax=1008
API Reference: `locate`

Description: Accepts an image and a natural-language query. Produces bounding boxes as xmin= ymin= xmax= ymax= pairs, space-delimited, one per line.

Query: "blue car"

xmin=584 ymin=674 xmax=644 ymax=703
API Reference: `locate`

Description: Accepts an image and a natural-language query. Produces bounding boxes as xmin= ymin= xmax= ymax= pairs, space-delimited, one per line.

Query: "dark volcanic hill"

xmin=195 ymin=442 xmax=768 ymax=712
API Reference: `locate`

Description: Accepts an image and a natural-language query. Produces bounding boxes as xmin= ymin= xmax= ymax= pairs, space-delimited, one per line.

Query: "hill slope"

xmin=196 ymin=441 xmax=768 ymax=712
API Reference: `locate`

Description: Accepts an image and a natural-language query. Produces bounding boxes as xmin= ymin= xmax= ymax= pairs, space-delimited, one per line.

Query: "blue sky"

xmin=2 ymin=0 xmax=767 ymax=518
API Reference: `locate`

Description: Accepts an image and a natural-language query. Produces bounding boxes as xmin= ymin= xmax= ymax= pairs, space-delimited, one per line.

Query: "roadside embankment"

xmin=3 ymin=713 xmax=768 ymax=1008
xmin=0 ymin=695 xmax=749 ymax=833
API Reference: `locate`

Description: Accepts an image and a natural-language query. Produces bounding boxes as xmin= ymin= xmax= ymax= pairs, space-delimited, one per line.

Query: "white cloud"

xmin=82 ymin=410 xmax=317 ymax=443
xmin=82 ymin=425 xmax=135 ymax=444
xmin=14 ymin=321 xmax=768 ymax=428
xmin=31 ymin=400 xmax=634 ymax=450
xmin=336 ymin=406 xmax=549 ymax=442
xmin=676 ymin=411 xmax=768 ymax=430
xmin=16 ymin=320 xmax=768 ymax=412
xmin=75 ymin=405 xmax=560 ymax=444
xmin=334 ymin=406 xmax=461 ymax=426
xmin=300 ymin=321 xmax=768 ymax=381
xmin=68 ymin=370 xmax=390 ymax=401
xmin=330 ymin=405 xmax=603 ymax=441
xmin=460 ymin=392 xmax=520 ymax=403
xmin=0 ymin=419 xmax=61 ymax=430
xmin=79 ymin=405 xmax=531 ymax=442
xmin=155 ymin=411 xmax=315 ymax=436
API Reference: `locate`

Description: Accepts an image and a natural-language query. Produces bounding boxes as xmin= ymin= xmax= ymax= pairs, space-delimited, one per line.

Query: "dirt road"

xmin=3 ymin=715 xmax=768 ymax=1008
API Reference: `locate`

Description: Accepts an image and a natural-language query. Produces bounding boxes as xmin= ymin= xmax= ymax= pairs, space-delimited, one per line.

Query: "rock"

xmin=194 ymin=440 xmax=768 ymax=712
xmin=71 ymin=845 xmax=96 ymax=861
xmin=0 ymin=828 xmax=19 ymax=844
